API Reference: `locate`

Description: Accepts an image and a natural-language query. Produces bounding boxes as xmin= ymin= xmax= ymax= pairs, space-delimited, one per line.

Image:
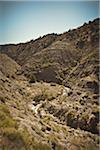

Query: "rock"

xmin=62 ymin=87 xmax=72 ymax=96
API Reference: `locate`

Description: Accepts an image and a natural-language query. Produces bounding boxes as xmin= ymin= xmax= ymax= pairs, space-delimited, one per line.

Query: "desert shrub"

xmin=42 ymin=62 xmax=51 ymax=68
xmin=50 ymin=82 xmax=56 ymax=86
xmin=33 ymin=88 xmax=56 ymax=105
xmin=29 ymin=74 xmax=36 ymax=83
xmin=1 ymin=127 xmax=34 ymax=150
xmin=33 ymin=93 xmax=46 ymax=104
xmin=21 ymin=128 xmax=33 ymax=146
xmin=0 ymin=114 xmax=18 ymax=129
xmin=0 ymin=104 xmax=18 ymax=129
xmin=66 ymin=111 xmax=78 ymax=128
xmin=0 ymin=96 xmax=5 ymax=103
xmin=76 ymin=40 xmax=85 ymax=49
xmin=2 ymin=128 xmax=23 ymax=142
xmin=32 ymin=140 xmax=51 ymax=150
xmin=0 ymin=104 xmax=10 ymax=115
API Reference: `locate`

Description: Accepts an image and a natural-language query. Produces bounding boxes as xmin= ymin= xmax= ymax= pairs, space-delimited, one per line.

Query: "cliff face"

xmin=0 ymin=18 xmax=99 ymax=150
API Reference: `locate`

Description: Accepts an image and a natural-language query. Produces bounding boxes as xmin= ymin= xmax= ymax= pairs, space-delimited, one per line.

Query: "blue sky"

xmin=0 ymin=1 xmax=99 ymax=44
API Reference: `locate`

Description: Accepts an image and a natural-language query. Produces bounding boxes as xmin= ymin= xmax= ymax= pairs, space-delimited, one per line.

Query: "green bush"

xmin=0 ymin=104 xmax=18 ymax=129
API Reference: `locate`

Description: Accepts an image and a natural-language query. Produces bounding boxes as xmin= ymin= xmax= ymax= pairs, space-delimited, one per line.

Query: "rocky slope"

xmin=0 ymin=18 xmax=99 ymax=150
xmin=0 ymin=18 xmax=99 ymax=86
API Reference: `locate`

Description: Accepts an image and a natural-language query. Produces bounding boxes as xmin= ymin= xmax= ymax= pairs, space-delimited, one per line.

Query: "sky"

xmin=0 ymin=1 xmax=99 ymax=44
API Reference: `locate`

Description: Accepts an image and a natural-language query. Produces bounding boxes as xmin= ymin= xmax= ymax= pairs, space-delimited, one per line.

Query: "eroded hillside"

xmin=0 ymin=19 xmax=99 ymax=86
xmin=0 ymin=18 xmax=99 ymax=150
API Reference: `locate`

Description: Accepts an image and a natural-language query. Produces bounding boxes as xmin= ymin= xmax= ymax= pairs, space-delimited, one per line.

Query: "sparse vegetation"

xmin=0 ymin=18 xmax=99 ymax=149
